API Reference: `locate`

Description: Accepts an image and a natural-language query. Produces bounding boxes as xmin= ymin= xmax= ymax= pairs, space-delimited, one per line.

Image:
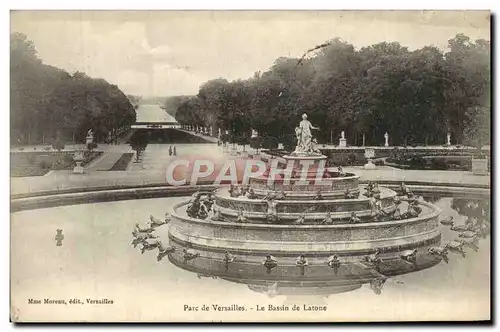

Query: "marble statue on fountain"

xmin=292 ymin=113 xmax=321 ymax=156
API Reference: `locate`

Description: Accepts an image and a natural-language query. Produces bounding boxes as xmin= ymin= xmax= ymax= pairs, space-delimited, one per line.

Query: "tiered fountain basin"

xmin=249 ymin=154 xmax=360 ymax=198
xmin=214 ymin=185 xmax=397 ymax=222
xmin=248 ymin=173 xmax=360 ymax=199
xmin=168 ymin=237 xmax=442 ymax=296
xmin=168 ymin=152 xmax=443 ymax=269
xmin=169 ymin=200 xmax=441 ymax=258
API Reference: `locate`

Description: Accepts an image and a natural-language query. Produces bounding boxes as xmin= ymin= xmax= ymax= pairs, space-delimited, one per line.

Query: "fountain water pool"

xmin=10 ymin=193 xmax=490 ymax=322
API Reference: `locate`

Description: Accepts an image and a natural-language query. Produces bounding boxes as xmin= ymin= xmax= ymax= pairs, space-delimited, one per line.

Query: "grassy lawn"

xmin=11 ymin=151 xmax=103 ymax=177
xmin=385 ymin=155 xmax=473 ymax=171
xmin=109 ymin=153 xmax=134 ymax=171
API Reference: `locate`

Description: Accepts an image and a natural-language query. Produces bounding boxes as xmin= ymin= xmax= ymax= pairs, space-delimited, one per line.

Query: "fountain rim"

xmin=170 ymin=200 xmax=442 ymax=230
xmin=10 ymin=182 xmax=489 ymax=213
xmin=249 ymin=173 xmax=360 ymax=183
xmin=282 ymin=154 xmax=328 ymax=161
xmin=214 ymin=186 xmax=395 ymax=204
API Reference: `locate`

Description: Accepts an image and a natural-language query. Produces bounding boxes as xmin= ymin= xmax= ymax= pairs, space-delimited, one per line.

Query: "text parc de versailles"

xmin=184 ymin=304 xmax=327 ymax=312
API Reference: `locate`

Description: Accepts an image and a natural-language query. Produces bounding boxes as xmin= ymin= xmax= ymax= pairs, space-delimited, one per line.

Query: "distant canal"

xmin=135 ymin=104 xmax=177 ymax=123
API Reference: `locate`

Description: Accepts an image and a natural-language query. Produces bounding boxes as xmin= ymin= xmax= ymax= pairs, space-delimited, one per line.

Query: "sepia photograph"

xmin=9 ymin=10 xmax=491 ymax=323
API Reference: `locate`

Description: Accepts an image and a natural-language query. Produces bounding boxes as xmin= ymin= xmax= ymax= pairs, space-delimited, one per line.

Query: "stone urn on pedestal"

xmin=73 ymin=150 xmax=85 ymax=174
xmin=364 ymin=148 xmax=376 ymax=170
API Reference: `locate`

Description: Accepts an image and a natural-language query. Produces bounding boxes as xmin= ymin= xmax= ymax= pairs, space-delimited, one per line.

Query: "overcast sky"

xmin=11 ymin=11 xmax=490 ymax=97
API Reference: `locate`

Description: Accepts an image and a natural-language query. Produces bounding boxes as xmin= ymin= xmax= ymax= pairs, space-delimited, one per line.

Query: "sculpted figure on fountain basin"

xmin=292 ymin=113 xmax=321 ymax=157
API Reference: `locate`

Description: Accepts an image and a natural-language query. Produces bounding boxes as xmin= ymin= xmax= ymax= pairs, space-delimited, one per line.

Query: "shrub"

xmin=63 ymin=154 xmax=74 ymax=162
xmin=52 ymin=141 xmax=65 ymax=151
xmin=28 ymin=154 xmax=36 ymax=165
xmin=347 ymin=153 xmax=357 ymax=166
xmin=235 ymin=134 xmax=249 ymax=146
xmin=430 ymin=159 xmax=448 ymax=170
xmin=250 ymin=137 xmax=261 ymax=150
xmin=473 ymin=153 xmax=487 ymax=160
xmin=39 ymin=160 xmax=50 ymax=169
xmin=87 ymin=142 xmax=98 ymax=152
xmin=261 ymin=136 xmax=278 ymax=149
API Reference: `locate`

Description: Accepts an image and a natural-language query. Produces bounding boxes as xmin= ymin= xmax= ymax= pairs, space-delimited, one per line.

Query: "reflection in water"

xmin=370 ymin=277 xmax=387 ymax=295
xmin=422 ymin=195 xmax=442 ymax=204
xmin=168 ymin=241 xmax=444 ymax=298
xmin=263 ymin=255 xmax=278 ymax=275
xmin=10 ymin=195 xmax=491 ymax=321
xmin=450 ymin=198 xmax=490 ymax=239
xmin=166 ymin=196 xmax=490 ymax=299
xmin=54 ymin=229 xmax=64 ymax=246
xmin=326 ymin=255 xmax=341 ymax=275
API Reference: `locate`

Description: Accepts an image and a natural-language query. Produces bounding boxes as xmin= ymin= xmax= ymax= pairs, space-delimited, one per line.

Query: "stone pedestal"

xmin=363 ymin=148 xmax=376 ymax=170
xmin=472 ymin=157 xmax=488 ymax=176
xmin=73 ymin=151 xmax=85 ymax=174
xmin=86 ymin=135 xmax=93 ymax=145
xmin=283 ymin=154 xmax=328 ymax=181
xmin=364 ymin=159 xmax=376 ymax=170
xmin=339 ymin=138 xmax=347 ymax=148
xmin=73 ymin=161 xmax=84 ymax=174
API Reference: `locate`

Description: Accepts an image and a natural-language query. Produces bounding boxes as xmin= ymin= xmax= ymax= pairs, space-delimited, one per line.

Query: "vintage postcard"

xmin=10 ymin=10 xmax=491 ymax=322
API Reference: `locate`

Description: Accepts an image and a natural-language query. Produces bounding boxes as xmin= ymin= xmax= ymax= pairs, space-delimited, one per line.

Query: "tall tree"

xmin=10 ymin=33 xmax=137 ymax=145
xmin=169 ymin=33 xmax=490 ymax=149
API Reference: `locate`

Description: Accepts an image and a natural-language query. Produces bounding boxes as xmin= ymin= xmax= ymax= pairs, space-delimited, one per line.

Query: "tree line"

xmin=11 ymin=32 xmax=137 ymax=145
xmin=174 ymin=33 xmax=490 ymax=148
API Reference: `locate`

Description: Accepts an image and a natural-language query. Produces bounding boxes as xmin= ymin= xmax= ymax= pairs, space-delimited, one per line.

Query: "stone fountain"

xmin=167 ymin=114 xmax=444 ymax=296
